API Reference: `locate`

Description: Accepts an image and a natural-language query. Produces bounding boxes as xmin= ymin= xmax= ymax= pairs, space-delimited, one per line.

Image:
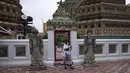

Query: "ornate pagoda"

xmin=0 ymin=0 xmax=23 ymax=39
xmin=64 ymin=0 xmax=130 ymax=38
xmin=47 ymin=0 xmax=77 ymax=31
xmin=0 ymin=26 xmax=11 ymax=36
xmin=63 ymin=0 xmax=76 ymax=19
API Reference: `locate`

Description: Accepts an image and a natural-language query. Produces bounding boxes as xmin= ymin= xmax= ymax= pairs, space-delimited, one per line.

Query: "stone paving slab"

xmin=0 ymin=59 xmax=130 ymax=73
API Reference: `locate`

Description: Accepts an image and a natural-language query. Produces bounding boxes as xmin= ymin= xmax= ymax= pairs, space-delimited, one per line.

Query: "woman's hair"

xmin=65 ymin=40 xmax=70 ymax=44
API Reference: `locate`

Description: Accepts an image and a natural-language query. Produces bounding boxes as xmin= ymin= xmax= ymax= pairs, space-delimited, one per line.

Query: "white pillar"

xmin=46 ymin=30 xmax=54 ymax=67
xmin=70 ymin=31 xmax=80 ymax=65
xmin=8 ymin=44 xmax=13 ymax=61
xmin=43 ymin=39 xmax=48 ymax=65
xmin=104 ymin=43 xmax=109 ymax=57
xmin=128 ymin=44 xmax=130 ymax=54
xmin=117 ymin=43 xmax=122 ymax=56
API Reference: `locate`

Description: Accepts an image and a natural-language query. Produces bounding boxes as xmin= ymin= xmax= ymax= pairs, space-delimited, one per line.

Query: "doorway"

xmin=54 ymin=30 xmax=70 ymax=61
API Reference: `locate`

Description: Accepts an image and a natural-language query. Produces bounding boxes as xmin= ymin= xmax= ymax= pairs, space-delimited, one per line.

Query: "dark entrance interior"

xmin=54 ymin=30 xmax=70 ymax=61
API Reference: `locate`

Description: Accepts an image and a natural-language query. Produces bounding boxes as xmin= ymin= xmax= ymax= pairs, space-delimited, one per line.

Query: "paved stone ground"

xmin=0 ymin=59 xmax=130 ymax=73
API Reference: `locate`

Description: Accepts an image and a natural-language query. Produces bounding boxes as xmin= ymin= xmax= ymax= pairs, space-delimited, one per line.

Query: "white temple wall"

xmin=0 ymin=39 xmax=130 ymax=66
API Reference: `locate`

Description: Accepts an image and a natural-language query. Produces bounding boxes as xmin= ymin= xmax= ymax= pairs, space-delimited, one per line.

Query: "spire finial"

xmin=57 ymin=0 xmax=64 ymax=6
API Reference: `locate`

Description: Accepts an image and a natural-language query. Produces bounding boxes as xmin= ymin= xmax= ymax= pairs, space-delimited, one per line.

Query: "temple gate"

xmin=46 ymin=0 xmax=78 ymax=66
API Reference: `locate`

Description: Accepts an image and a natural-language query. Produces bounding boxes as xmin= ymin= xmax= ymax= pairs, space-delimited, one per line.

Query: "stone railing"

xmin=0 ymin=39 xmax=130 ymax=66
xmin=77 ymin=39 xmax=130 ymax=62
xmin=0 ymin=39 xmax=49 ymax=66
xmin=0 ymin=39 xmax=30 ymax=66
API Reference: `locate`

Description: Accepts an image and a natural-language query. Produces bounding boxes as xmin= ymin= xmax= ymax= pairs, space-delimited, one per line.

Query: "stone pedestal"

xmin=83 ymin=63 xmax=99 ymax=68
xmin=127 ymin=68 xmax=130 ymax=73
xmin=29 ymin=66 xmax=47 ymax=71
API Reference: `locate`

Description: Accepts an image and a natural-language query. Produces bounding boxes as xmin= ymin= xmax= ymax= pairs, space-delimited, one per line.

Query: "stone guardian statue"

xmin=83 ymin=30 xmax=97 ymax=67
xmin=29 ymin=27 xmax=45 ymax=69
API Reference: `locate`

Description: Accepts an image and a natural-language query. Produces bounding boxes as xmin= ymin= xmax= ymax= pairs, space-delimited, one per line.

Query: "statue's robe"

xmin=29 ymin=34 xmax=44 ymax=66
xmin=84 ymin=36 xmax=96 ymax=65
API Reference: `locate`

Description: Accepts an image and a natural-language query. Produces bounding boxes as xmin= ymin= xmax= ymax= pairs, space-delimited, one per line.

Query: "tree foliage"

xmin=43 ymin=33 xmax=48 ymax=39
xmin=77 ymin=33 xmax=80 ymax=39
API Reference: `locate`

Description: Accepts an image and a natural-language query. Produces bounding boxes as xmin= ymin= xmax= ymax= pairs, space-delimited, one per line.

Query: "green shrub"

xmin=77 ymin=33 xmax=80 ymax=39
xmin=43 ymin=33 xmax=48 ymax=39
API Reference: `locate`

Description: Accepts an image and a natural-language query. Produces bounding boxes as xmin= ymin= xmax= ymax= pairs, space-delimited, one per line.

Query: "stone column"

xmin=104 ymin=43 xmax=109 ymax=57
xmin=70 ymin=30 xmax=80 ymax=65
xmin=46 ymin=30 xmax=54 ymax=67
